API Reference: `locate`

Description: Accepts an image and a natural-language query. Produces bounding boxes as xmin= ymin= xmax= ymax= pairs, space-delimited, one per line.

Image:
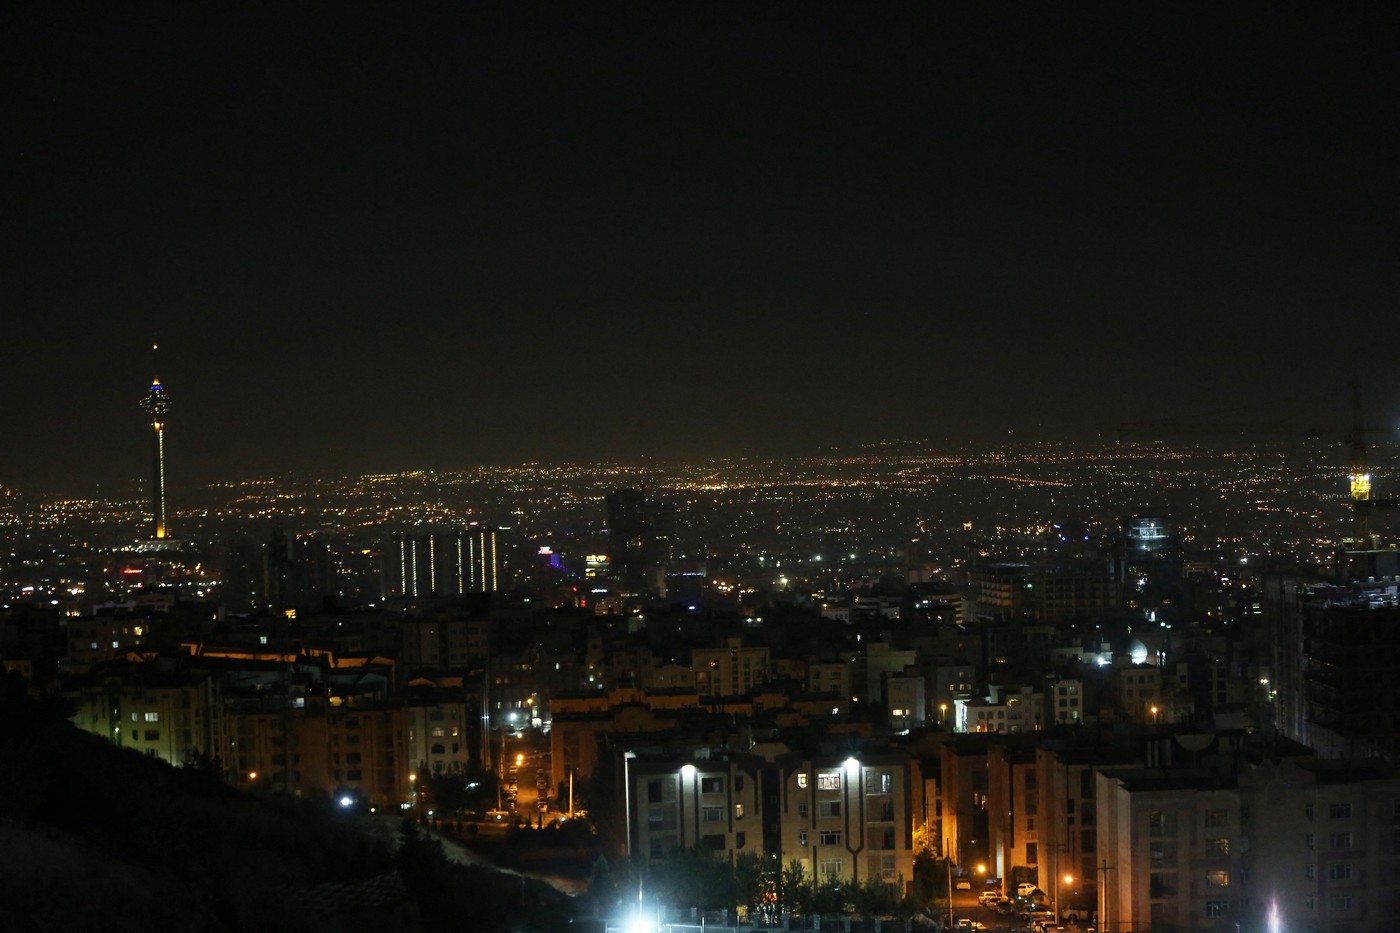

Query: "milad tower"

xmin=139 ymin=350 xmax=171 ymax=541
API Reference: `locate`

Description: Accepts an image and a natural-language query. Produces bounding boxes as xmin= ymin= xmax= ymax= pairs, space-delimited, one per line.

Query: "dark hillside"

xmin=0 ymin=672 xmax=572 ymax=931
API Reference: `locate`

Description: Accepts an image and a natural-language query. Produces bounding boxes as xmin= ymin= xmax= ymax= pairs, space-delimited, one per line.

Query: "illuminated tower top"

xmin=140 ymin=376 xmax=171 ymax=422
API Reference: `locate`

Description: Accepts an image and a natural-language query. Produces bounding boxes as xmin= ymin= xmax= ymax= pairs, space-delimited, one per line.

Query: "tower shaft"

xmin=140 ymin=372 xmax=171 ymax=542
xmin=151 ymin=417 xmax=167 ymax=539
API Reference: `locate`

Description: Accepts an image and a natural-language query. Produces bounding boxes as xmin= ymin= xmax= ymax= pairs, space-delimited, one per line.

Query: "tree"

xmin=811 ymin=871 xmax=846 ymax=916
xmin=911 ymin=848 xmax=942 ymax=907
xmin=780 ymin=858 xmax=813 ymax=916
xmin=734 ymin=850 xmax=779 ymax=920
xmin=851 ymin=876 xmax=899 ymax=919
xmin=1010 ymin=864 xmax=1037 ymax=886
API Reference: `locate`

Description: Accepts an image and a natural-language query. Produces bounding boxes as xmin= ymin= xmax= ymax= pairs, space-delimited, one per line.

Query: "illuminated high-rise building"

xmin=466 ymin=526 xmax=498 ymax=593
xmin=138 ymin=361 xmax=171 ymax=541
xmin=605 ymin=488 xmax=676 ymax=594
xmin=387 ymin=526 xmax=499 ymax=598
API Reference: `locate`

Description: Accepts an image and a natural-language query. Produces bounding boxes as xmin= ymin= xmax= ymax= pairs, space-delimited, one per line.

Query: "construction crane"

xmin=1116 ymin=388 xmax=1396 ymax=547
xmin=1342 ymin=382 xmax=1400 ymax=547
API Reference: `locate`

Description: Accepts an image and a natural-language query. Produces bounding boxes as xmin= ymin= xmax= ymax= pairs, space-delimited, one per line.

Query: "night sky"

xmin=6 ymin=3 xmax=1399 ymax=493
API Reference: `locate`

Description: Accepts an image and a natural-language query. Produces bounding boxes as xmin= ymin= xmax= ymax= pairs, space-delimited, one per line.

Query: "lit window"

xmin=817 ymin=772 xmax=841 ymax=791
xmin=144 ymin=712 xmax=159 ymax=722
xmin=797 ymin=773 xmax=808 ymax=788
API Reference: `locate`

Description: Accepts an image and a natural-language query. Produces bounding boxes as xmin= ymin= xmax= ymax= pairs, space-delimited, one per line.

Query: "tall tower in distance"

xmin=139 ymin=346 xmax=171 ymax=540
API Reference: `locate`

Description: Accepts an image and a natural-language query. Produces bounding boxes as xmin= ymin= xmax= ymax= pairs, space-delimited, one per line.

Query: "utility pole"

xmin=1097 ymin=860 xmax=1116 ymax=932
xmin=1045 ymin=842 xmax=1068 ymax=919
xmin=945 ymin=838 xmax=955 ymax=930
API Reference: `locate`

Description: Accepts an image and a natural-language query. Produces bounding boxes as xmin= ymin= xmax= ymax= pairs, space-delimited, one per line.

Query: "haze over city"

xmin=6 ymin=3 xmax=1399 ymax=493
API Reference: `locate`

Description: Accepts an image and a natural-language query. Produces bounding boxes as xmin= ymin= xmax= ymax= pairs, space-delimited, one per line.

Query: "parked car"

xmin=1061 ymin=905 xmax=1096 ymax=924
xmin=1017 ymin=883 xmax=1041 ymax=897
xmin=955 ymin=879 xmax=973 ymax=890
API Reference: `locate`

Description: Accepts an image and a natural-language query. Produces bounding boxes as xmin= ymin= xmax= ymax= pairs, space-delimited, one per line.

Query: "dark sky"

xmin=5 ymin=2 xmax=1399 ymax=493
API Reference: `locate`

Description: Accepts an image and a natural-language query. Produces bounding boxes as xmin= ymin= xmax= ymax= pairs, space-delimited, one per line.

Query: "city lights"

xmin=5 ymin=6 xmax=1392 ymax=932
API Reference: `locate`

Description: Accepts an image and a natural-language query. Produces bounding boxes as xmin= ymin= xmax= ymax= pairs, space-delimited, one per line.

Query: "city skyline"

xmin=6 ymin=4 xmax=1398 ymax=492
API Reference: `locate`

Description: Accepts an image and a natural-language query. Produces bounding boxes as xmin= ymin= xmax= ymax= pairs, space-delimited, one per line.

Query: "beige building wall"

xmin=778 ymin=754 xmax=916 ymax=889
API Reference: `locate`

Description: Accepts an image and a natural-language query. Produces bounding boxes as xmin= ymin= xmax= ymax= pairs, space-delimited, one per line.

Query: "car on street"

xmin=1060 ymin=905 xmax=1095 ymax=925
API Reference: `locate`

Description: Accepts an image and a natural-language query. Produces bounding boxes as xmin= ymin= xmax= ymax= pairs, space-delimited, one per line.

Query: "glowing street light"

xmin=625 ymin=910 xmax=659 ymax=933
